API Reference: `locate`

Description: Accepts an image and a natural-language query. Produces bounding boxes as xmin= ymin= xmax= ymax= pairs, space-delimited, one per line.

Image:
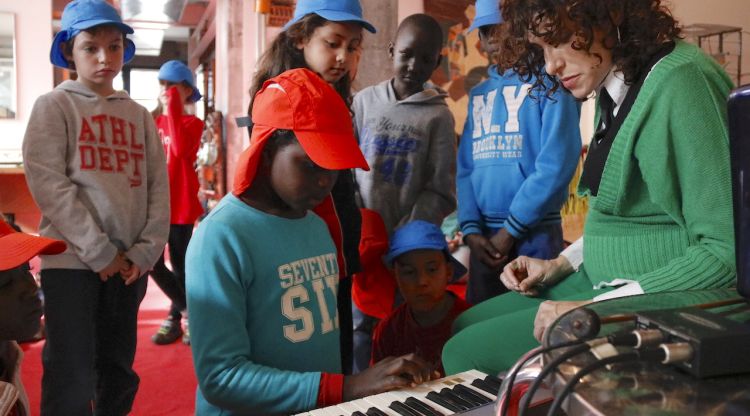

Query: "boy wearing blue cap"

xmin=22 ymin=0 xmax=169 ymax=414
xmin=150 ymin=60 xmax=205 ymax=346
xmin=458 ymin=0 xmax=581 ymax=304
xmin=352 ymin=13 xmax=457 ymax=373
xmin=370 ymin=220 xmax=470 ymax=376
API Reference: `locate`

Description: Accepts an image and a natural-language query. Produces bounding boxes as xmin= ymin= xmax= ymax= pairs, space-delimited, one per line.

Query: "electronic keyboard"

xmin=296 ymin=369 xmax=499 ymax=416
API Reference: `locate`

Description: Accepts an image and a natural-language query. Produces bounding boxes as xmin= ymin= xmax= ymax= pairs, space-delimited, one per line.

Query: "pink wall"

xmin=0 ymin=0 xmax=53 ymax=232
xmin=0 ymin=0 xmax=53 ymax=160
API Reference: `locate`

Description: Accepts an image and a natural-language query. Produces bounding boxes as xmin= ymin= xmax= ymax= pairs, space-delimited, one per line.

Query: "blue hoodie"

xmin=457 ymin=66 xmax=581 ymax=239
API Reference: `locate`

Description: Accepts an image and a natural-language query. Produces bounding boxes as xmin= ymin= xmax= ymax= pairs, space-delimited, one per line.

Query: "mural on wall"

xmin=425 ymin=0 xmax=490 ymax=136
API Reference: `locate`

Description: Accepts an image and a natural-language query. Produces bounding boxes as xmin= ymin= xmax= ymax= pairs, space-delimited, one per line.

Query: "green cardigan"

xmin=581 ymin=40 xmax=736 ymax=293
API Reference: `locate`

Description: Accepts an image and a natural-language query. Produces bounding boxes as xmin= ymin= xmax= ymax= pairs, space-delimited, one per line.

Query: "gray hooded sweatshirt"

xmin=22 ymin=80 xmax=169 ymax=273
xmin=353 ymin=79 xmax=457 ymax=236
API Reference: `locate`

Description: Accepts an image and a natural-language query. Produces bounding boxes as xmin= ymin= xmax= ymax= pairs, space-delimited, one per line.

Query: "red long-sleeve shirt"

xmin=155 ymin=87 xmax=204 ymax=225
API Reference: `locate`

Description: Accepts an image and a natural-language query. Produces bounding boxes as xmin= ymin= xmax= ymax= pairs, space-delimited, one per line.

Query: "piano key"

xmin=384 ymin=388 xmax=455 ymax=415
xmin=426 ymin=391 xmax=466 ymax=412
xmin=366 ymin=407 xmax=389 ymax=416
xmin=300 ymin=370 xmax=494 ymax=416
xmin=483 ymin=375 xmax=503 ymax=392
xmin=404 ymin=397 xmax=444 ymax=416
xmin=338 ymin=401 xmax=371 ymax=415
xmin=439 ymin=388 xmax=476 ymax=409
xmin=444 ymin=386 xmax=484 ymax=408
xmin=453 ymin=384 xmax=493 ymax=405
xmin=470 ymin=378 xmax=498 ymax=396
xmin=389 ymin=400 xmax=424 ymax=416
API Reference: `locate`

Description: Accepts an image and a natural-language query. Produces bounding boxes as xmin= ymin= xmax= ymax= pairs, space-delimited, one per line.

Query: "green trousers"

xmin=442 ymin=269 xmax=605 ymax=376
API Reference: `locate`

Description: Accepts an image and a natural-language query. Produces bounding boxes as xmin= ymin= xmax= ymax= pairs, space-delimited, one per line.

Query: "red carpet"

xmin=20 ymin=277 xmax=198 ymax=415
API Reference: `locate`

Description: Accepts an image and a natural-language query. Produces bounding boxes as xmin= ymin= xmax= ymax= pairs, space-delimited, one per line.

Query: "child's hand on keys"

xmin=342 ymin=353 xmax=440 ymax=401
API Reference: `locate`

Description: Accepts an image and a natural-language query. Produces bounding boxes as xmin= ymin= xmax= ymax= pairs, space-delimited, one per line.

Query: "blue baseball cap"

xmin=284 ymin=0 xmax=377 ymax=33
xmin=50 ymin=0 xmax=136 ymax=69
xmin=158 ymin=60 xmax=202 ymax=103
xmin=467 ymin=0 xmax=504 ymax=33
xmin=386 ymin=220 xmax=468 ymax=281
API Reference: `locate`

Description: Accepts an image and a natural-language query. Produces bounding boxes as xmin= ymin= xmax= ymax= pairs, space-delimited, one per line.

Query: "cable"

xmin=498 ymin=341 xmax=594 ymax=416
xmin=544 ymin=352 xmax=641 ymax=416
xmin=516 ymin=342 xmax=592 ymax=416
xmin=497 ymin=343 xmax=586 ymax=416
xmin=545 ymin=343 xmax=691 ymax=416
xmin=516 ymin=329 xmax=664 ymax=416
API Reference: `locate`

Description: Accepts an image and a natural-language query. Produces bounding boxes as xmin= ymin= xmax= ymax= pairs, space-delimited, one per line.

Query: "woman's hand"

xmin=533 ymin=300 xmax=592 ymax=342
xmin=342 ymin=353 xmax=440 ymax=402
xmin=500 ymin=255 xmax=573 ymax=296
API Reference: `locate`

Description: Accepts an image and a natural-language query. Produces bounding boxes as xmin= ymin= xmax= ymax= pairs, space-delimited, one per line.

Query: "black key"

xmin=432 ymin=390 xmax=469 ymax=411
xmin=389 ymin=401 xmax=422 ymax=416
xmin=404 ymin=397 xmax=444 ymax=416
xmin=353 ymin=412 xmax=367 ymax=416
xmin=426 ymin=391 xmax=463 ymax=413
xmin=471 ymin=378 xmax=499 ymax=396
xmin=451 ymin=384 xmax=489 ymax=406
xmin=440 ymin=388 xmax=475 ymax=409
xmin=484 ymin=374 xmax=503 ymax=391
xmin=454 ymin=384 xmax=493 ymax=404
xmin=366 ymin=407 xmax=389 ymax=416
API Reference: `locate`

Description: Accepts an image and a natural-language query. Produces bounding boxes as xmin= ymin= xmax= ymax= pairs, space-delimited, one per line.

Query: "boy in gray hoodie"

xmin=21 ymin=1 xmax=169 ymax=414
xmin=351 ymin=13 xmax=457 ymax=373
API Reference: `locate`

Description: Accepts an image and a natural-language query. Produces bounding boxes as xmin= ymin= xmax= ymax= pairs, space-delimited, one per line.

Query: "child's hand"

xmin=120 ymin=256 xmax=142 ymax=286
xmin=488 ymin=228 xmax=516 ymax=260
xmin=446 ymin=234 xmax=461 ymax=252
xmin=342 ymin=353 xmax=440 ymax=401
xmin=464 ymin=234 xmax=506 ymax=270
xmin=97 ymin=253 xmax=129 ymax=282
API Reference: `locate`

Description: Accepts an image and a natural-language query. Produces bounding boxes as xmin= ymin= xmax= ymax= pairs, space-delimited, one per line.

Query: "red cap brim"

xmin=0 ymin=232 xmax=67 ymax=271
xmin=295 ymin=130 xmax=369 ymax=171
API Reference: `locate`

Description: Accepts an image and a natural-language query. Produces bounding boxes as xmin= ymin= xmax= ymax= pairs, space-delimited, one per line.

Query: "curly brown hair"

xmin=500 ymin=0 xmax=681 ymax=96
xmin=247 ymin=14 xmax=356 ymax=121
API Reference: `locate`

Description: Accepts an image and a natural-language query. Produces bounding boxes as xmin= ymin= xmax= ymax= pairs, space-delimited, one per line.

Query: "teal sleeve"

xmin=186 ymin=219 xmax=322 ymax=414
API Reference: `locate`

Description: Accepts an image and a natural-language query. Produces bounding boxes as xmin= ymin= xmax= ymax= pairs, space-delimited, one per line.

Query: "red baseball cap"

xmin=233 ymin=68 xmax=369 ymax=195
xmin=0 ymin=220 xmax=67 ymax=271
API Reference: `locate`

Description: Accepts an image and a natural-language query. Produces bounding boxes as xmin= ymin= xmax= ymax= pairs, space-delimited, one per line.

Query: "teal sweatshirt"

xmin=581 ymin=41 xmax=736 ymax=292
xmin=186 ymin=194 xmax=341 ymax=415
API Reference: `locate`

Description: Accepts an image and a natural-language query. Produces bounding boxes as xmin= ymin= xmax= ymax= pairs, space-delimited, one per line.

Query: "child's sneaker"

xmin=152 ymin=318 xmax=183 ymax=345
xmin=182 ymin=319 xmax=190 ymax=345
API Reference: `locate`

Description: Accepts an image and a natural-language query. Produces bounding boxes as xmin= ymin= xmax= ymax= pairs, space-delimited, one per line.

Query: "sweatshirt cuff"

xmin=460 ymin=221 xmax=482 ymax=239
xmin=504 ymin=214 xmax=528 ymax=239
xmin=317 ymin=372 xmax=344 ymax=408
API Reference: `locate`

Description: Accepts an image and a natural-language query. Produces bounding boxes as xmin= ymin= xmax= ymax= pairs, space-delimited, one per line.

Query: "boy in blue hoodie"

xmin=458 ymin=0 xmax=581 ymax=304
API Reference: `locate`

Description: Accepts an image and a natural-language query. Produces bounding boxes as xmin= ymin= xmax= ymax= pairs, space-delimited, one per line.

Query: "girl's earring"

xmin=616 ymin=26 xmax=622 ymax=45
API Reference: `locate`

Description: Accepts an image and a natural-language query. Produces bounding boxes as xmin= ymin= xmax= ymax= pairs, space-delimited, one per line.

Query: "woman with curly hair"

xmin=442 ymin=0 xmax=736 ymax=375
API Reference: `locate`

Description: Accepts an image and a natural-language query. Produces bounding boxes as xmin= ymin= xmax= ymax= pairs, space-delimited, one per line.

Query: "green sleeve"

xmin=634 ymin=62 xmax=736 ymax=292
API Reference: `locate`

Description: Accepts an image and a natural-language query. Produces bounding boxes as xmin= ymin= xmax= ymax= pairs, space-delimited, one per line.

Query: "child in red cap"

xmin=186 ymin=68 xmax=437 ymax=415
xmin=0 ymin=220 xmax=66 ymax=416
